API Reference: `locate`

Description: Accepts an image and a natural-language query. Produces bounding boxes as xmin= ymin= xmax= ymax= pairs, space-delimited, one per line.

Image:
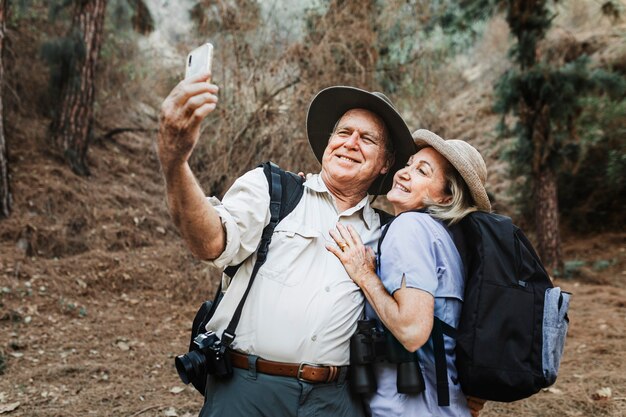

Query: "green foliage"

xmin=109 ymin=0 xmax=134 ymax=30
xmin=435 ymin=0 xmax=500 ymax=36
xmin=497 ymin=56 xmax=626 ymax=229
xmin=375 ymin=8 xmax=473 ymax=94
xmin=401 ymin=0 xmax=494 ymax=53
xmin=109 ymin=0 xmax=154 ymax=34
xmin=561 ymin=259 xmax=586 ymax=278
xmin=593 ymin=259 xmax=615 ymax=272
xmin=557 ymin=95 xmax=626 ymax=230
xmin=368 ymin=0 xmax=479 ymax=128
xmin=48 ymin=0 xmax=73 ymax=21
xmin=497 ymin=57 xmax=625 ymax=161
xmin=302 ymin=3 xmax=325 ymax=41
xmin=40 ymin=29 xmax=86 ymax=109
xmin=606 ymin=148 xmax=626 ymax=187
xmin=8 ymin=0 xmax=36 ymax=21
xmin=373 ymin=1 xmax=426 ymax=93
xmin=39 ymin=0 xmax=153 ymax=112
xmin=503 ymin=1 xmax=553 ymax=68
xmin=454 ymin=0 xmax=626 ymax=233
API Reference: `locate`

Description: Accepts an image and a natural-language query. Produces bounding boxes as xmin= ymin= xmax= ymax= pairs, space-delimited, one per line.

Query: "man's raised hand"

xmin=157 ymin=72 xmax=219 ymax=169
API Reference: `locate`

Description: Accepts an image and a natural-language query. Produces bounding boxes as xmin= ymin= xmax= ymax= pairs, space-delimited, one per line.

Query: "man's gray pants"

xmin=199 ymin=366 xmax=364 ymax=417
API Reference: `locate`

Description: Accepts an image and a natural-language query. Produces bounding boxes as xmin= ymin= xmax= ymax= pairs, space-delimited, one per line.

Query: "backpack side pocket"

xmin=542 ymin=287 xmax=571 ymax=385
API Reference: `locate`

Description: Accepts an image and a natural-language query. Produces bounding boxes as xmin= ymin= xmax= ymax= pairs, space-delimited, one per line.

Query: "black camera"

xmin=349 ymin=319 xmax=387 ymax=393
xmin=175 ymin=331 xmax=233 ymax=392
xmin=349 ymin=319 xmax=425 ymax=395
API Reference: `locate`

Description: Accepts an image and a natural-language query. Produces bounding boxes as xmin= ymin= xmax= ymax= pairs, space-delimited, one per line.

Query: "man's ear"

xmin=380 ymin=153 xmax=395 ymax=175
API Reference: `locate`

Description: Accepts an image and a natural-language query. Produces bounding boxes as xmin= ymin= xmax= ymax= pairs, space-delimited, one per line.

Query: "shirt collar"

xmin=303 ymin=173 xmax=329 ymax=193
xmin=304 ymin=174 xmax=378 ymax=230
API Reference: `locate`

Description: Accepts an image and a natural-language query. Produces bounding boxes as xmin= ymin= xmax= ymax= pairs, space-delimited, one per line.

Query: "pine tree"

xmin=502 ymin=0 xmax=563 ymax=274
xmin=495 ymin=1 xmax=625 ymax=274
xmin=47 ymin=0 xmax=153 ymax=176
xmin=443 ymin=0 xmax=625 ymax=275
xmin=49 ymin=0 xmax=108 ymax=176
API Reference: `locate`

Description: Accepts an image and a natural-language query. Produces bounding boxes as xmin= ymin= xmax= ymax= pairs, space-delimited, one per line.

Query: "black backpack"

xmin=427 ymin=211 xmax=571 ymax=404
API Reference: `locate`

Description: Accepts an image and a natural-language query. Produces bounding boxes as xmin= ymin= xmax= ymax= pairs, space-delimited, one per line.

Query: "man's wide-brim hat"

xmin=412 ymin=129 xmax=491 ymax=212
xmin=306 ymin=86 xmax=416 ymax=195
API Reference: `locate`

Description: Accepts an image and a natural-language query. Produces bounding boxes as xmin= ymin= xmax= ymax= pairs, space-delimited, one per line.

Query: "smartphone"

xmin=185 ymin=43 xmax=213 ymax=79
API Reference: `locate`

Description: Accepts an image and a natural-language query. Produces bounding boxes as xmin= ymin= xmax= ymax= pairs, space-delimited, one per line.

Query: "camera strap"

xmin=221 ymin=162 xmax=299 ymax=347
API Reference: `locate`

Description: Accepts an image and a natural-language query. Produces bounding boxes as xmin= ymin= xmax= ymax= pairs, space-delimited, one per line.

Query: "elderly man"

xmin=157 ymin=72 xmax=415 ymax=417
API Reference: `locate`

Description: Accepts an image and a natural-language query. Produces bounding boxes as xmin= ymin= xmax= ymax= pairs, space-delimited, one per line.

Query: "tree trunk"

xmin=0 ymin=0 xmax=10 ymax=218
xmin=534 ymin=165 xmax=563 ymax=276
xmin=520 ymin=97 xmax=563 ymax=276
xmin=50 ymin=0 xmax=107 ymax=176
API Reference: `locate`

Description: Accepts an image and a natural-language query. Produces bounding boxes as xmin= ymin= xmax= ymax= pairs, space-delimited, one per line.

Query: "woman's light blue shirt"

xmin=364 ymin=212 xmax=470 ymax=417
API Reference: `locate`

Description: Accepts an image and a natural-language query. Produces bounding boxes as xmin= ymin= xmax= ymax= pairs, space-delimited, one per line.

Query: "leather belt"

xmin=229 ymin=351 xmax=345 ymax=383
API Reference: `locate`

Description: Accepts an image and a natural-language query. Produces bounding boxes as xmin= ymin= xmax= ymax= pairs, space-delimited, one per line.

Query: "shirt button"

xmin=325 ymin=286 xmax=330 ymax=292
xmin=311 ymin=335 xmax=317 ymax=341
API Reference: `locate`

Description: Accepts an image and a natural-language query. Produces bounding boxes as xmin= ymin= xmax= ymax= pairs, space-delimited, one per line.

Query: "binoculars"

xmin=350 ymin=319 xmax=425 ymax=395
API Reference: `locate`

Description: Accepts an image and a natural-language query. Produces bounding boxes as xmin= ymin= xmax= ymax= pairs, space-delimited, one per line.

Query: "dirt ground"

xmin=1 ymin=116 xmax=625 ymax=417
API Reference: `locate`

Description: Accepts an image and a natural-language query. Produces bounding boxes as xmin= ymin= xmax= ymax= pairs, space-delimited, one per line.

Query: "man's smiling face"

xmin=320 ymin=108 xmax=391 ymax=195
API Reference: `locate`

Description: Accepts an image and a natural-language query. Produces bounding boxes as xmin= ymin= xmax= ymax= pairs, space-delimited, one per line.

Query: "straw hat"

xmin=412 ymin=129 xmax=491 ymax=212
xmin=306 ymin=86 xmax=416 ymax=195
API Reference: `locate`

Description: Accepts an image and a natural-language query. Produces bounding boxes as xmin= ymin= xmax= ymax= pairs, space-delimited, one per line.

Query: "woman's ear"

xmin=439 ymin=195 xmax=453 ymax=205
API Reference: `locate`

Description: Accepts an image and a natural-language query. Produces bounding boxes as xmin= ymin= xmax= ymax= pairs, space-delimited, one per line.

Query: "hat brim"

xmin=306 ymin=86 xmax=416 ymax=195
xmin=412 ymin=129 xmax=491 ymax=212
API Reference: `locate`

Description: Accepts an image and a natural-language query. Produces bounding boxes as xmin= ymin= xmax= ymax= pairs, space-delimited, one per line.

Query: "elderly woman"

xmin=327 ymin=129 xmax=490 ymax=417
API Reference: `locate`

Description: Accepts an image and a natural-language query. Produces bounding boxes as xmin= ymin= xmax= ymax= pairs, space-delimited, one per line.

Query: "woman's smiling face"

xmin=386 ymin=147 xmax=452 ymax=215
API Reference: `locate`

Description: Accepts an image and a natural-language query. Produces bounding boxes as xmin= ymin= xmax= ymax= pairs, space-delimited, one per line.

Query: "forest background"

xmin=0 ymin=0 xmax=625 ymax=416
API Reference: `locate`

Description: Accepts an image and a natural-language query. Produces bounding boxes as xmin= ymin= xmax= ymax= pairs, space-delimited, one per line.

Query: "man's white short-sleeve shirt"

xmin=205 ymin=168 xmax=383 ymax=365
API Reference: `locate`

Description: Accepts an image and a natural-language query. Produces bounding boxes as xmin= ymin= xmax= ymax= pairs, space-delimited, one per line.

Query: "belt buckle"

xmin=297 ymin=362 xmax=323 ymax=383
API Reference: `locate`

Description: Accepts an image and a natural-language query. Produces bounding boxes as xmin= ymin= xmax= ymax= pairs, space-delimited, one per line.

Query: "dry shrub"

xmin=4 ymin=4 xmax=56 ymax=119
xmin=176 ymin=1 xmax=492 ymax=196
xmin=291 ymin=0 xmax=379 ymax=90
xmin=542 ymin=29 xmax=614 ymax=68
xmin=186 ymin=0 xmax=386 ymax=196
xmin=553 ymin=0 xmax=624 ymax=32
xmin=96 ymin=32 xmax=146 ymax=110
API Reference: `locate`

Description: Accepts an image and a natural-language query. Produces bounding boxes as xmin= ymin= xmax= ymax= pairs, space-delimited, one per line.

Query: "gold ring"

xmin=339 ymin=243 xmax=348 ymax=251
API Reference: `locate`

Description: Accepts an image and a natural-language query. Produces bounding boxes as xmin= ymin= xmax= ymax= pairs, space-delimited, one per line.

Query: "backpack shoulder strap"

xmin=220 ymin=161 xmax=304 ymax=346
xmin=426 ymin=211 xmax=465 ymax=407
xmin=373 ymin=207 xmax=394 ymax=226
xmin=263 ymin=161 xmax=305 ymax=221
xmin=431 ymin=317 xmax=458 ymax=406
xmin=376 ymin=213 xmax=397 ymax=258
xmin=223 ymin=162 xmax=305 ymax=278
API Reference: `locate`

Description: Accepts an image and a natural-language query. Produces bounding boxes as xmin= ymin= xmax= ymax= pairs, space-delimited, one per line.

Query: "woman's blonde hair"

xmin=425 ymin=164 xmax=477 ymax=225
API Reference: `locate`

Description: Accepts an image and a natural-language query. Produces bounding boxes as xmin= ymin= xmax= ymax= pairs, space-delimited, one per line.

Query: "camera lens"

xmin=175 ymin=350 xmax=207 ymax=385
